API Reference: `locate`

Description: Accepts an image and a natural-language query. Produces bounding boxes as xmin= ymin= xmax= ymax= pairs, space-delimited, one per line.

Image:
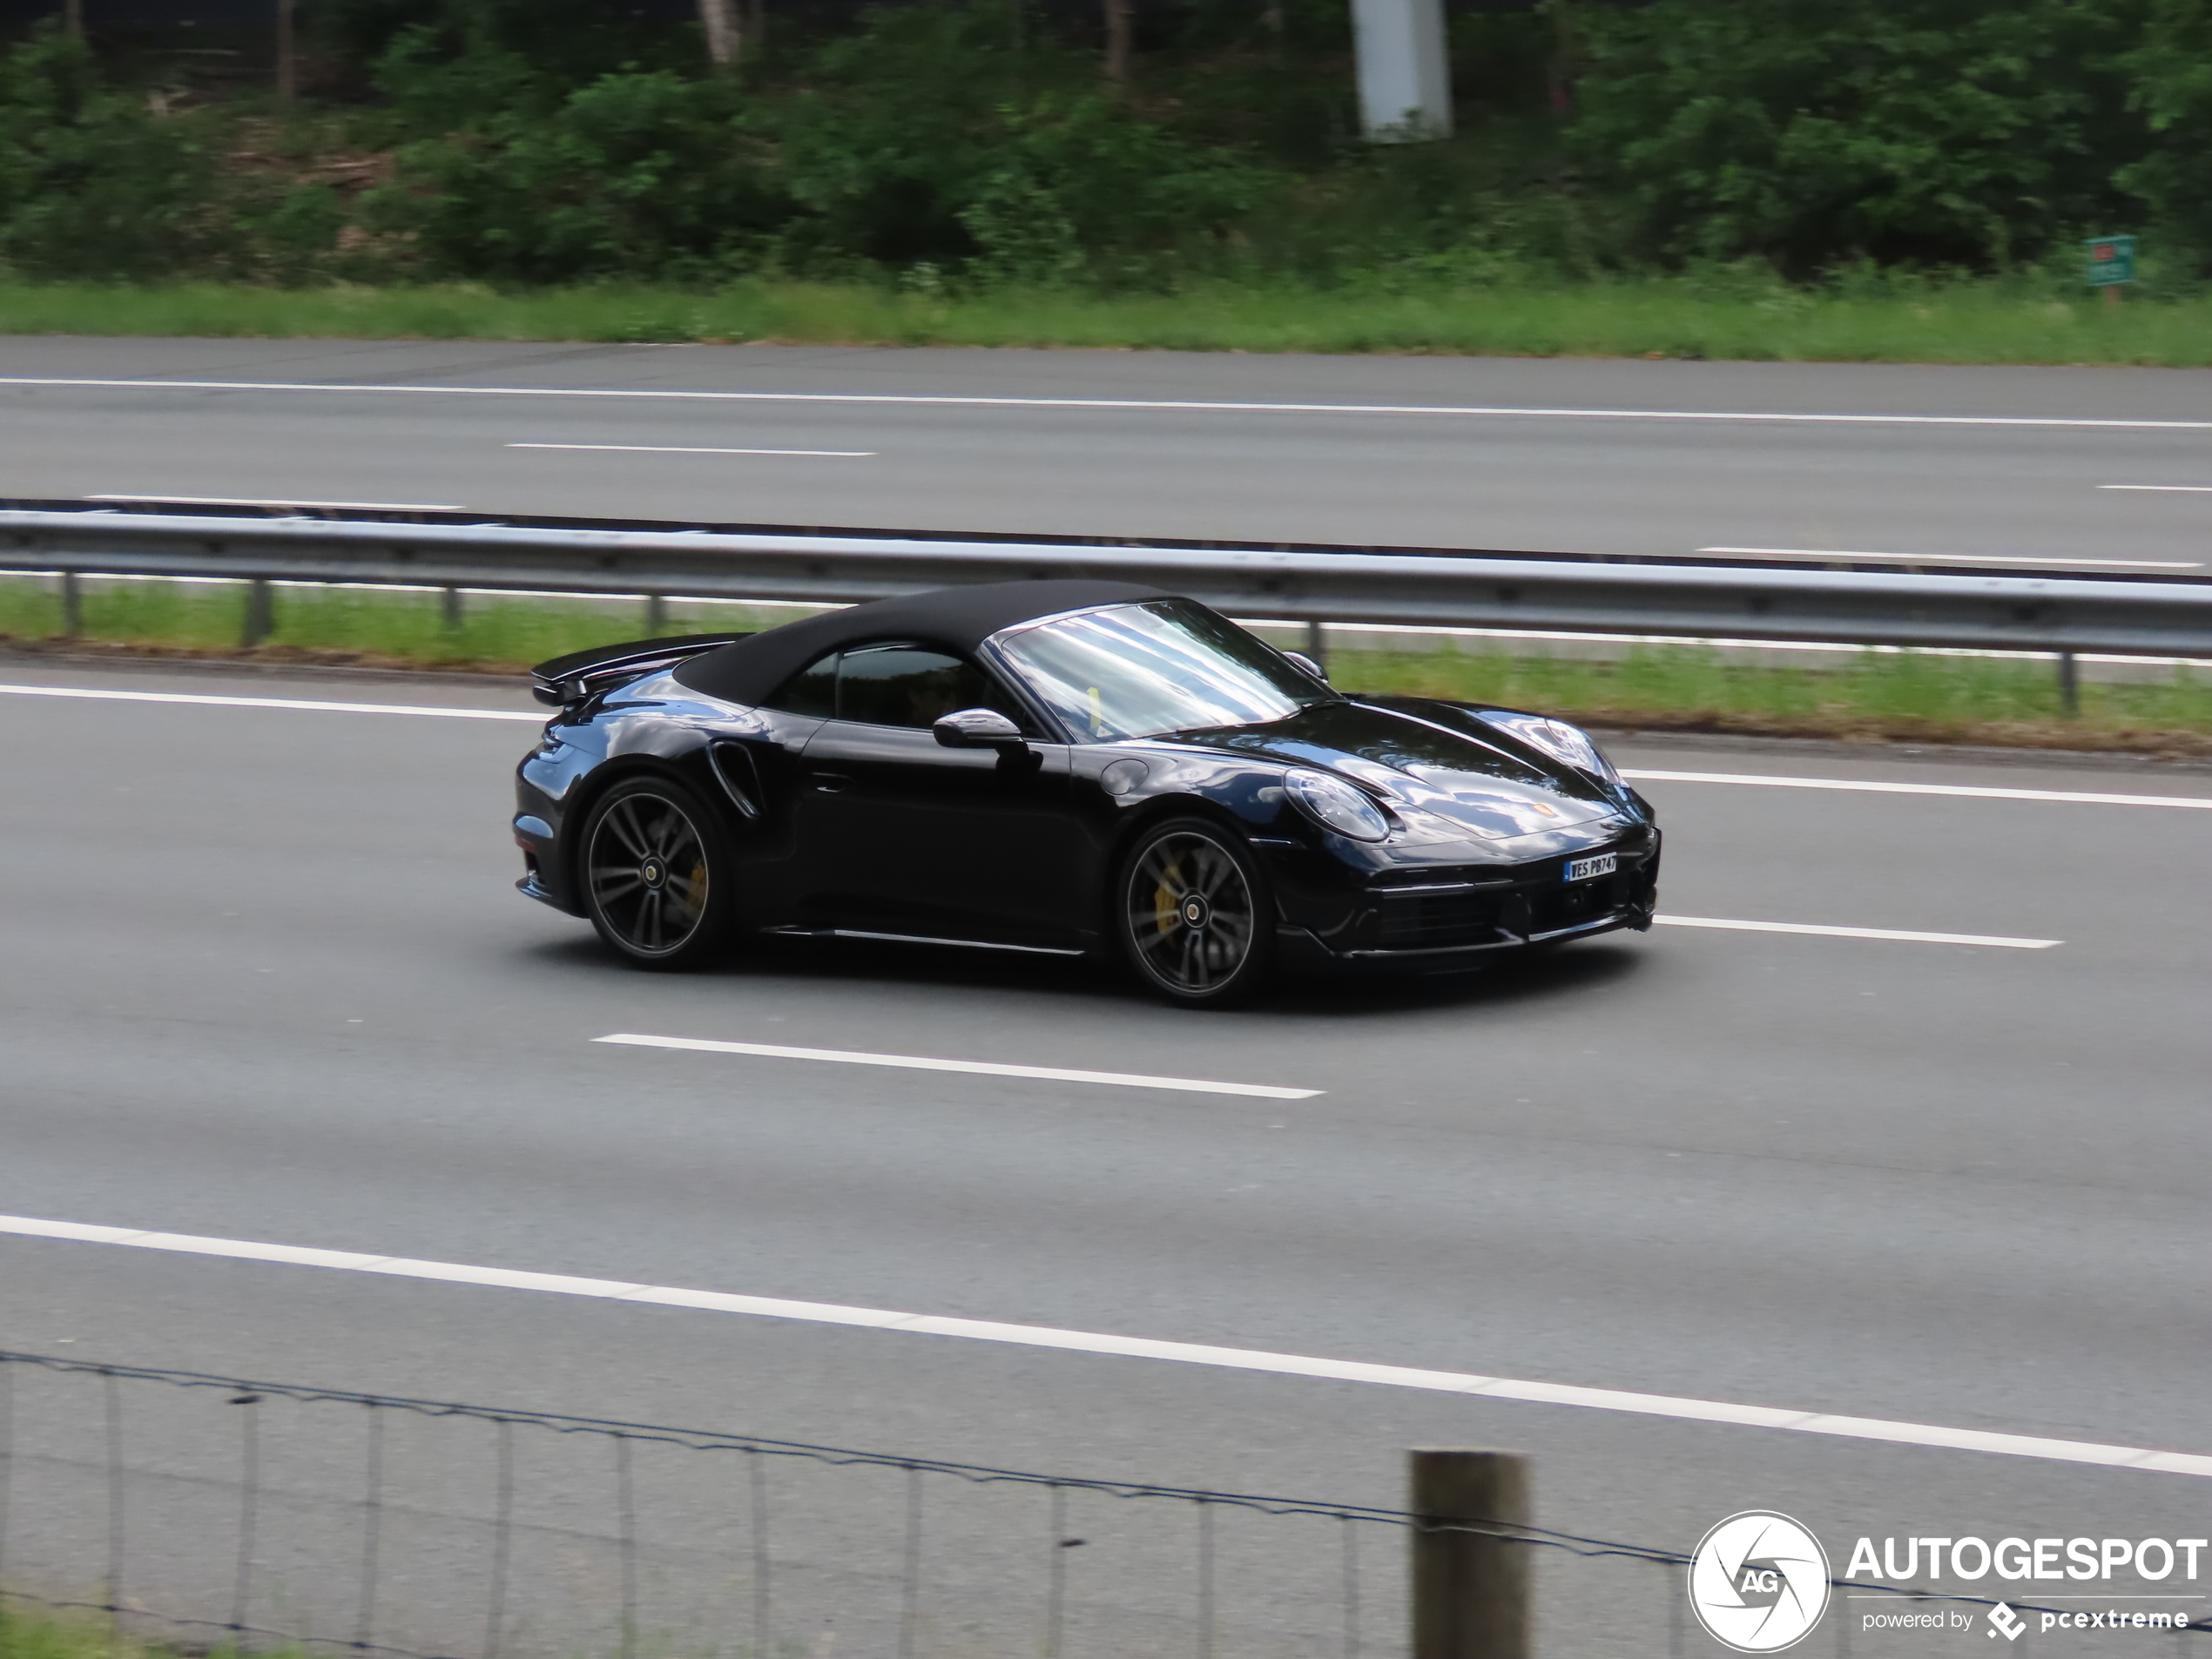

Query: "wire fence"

xmin=0 ymin=1349 xmax=2202 ymax=1658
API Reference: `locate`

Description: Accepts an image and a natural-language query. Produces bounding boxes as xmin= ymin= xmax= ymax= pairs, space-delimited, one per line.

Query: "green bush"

xmin=11 ymin=0 xmax=2212 ymax=297
xmin=0 ymin=30 xmax=219 ymax=280
xmin=364 ymin=3 xmax=1274 ymax=285
xmin=768 ymin=3 xmax=1271 ymax=278
xmin=345 ymin=0 xmax=694 ymax=121
xmin=2118 ymin=0 xmax=2212 ymax=270
xmin=367 ymin=71 xmax=787 ymax=282
xmin=1573 ymin=0 xmax=2151 ymax=273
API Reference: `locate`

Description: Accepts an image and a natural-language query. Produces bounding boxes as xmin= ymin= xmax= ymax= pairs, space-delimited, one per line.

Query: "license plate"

xmin=1564 ymin=853 xmax=1618 ymax=883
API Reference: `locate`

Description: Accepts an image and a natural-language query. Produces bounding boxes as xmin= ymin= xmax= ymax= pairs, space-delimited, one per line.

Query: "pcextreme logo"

xmin=1689 ymin=1511 xmax=1832 ymax=1653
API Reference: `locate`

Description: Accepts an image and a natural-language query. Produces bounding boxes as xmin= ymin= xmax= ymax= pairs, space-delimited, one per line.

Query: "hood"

xmin=1158 ymin=698 xmax=1629 ymax=843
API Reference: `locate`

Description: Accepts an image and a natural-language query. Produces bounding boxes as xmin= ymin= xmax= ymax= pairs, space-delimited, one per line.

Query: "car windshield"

xmin=993 ymin=600 xmax=1332 ymax=741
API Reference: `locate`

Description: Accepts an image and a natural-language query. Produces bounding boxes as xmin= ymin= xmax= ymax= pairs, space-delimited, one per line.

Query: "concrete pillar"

xmin=1353 ymin=0 xmax=1453 ymax=141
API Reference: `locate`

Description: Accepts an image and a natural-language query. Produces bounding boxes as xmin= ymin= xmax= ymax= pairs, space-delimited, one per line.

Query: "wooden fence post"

xmin=1409 ymin=1448 xmax=1532 ymax=1659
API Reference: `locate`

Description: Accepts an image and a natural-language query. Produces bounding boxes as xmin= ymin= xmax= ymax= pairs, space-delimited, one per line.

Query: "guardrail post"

xmin=645 ymin=593 xmax=669 ymax=636
xmin=1410 ymin=1448 xmax=1531 ymax=1659
xmin=2057 ymin=651 xmax=2080 ymax=717
xmin=442 ymin=586 xmax=464 ymax=631
xmin=59 ymin=570 xmax=82 ymax=638
xmin=1304 ymin=620 xmax=1329 ymax=677
xmin=241 ymin=579 xmax=276 ymax=648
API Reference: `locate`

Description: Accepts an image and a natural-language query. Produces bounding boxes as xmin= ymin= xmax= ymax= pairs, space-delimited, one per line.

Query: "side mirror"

xmin=1283 ymin=650 xmax=1330 ymax=685
xmin=933 ymin=707 xmax=1028 ymax=750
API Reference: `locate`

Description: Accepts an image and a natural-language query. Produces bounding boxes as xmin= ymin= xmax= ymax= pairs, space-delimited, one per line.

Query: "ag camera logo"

xmin=1689 ymin=1511 xmax=1832 ymax=1653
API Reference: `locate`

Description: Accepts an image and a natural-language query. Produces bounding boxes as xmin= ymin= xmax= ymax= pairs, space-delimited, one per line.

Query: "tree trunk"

xmin=699 ymin=0 xmax=742 ymax=66
xmin=63 ymin=0 xmax=83 ymax=34
xmin=1103 ymin=0 xmax=1131 ymax=82
xmin=275 ymin=0 xmax=296 ymax=98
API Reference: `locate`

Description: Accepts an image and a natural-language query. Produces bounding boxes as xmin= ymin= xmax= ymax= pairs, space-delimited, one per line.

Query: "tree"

xmin=1574 ymin=0 xmax=2148 ymax=272
xmin=699 ymin=0 xmax=741 ymax=65
xmin=1103 ymin=0 xmax=1131 ymax=82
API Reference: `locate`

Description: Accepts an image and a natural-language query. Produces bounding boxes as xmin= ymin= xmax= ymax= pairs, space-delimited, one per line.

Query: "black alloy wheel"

xmin=1117 ymin=819 xmax=1274 ymax=1006
xmin=580 ymin=778 xmax=731 ymax=968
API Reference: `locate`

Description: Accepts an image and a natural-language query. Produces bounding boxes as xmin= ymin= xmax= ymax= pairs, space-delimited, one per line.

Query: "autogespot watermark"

xmin=1689 ymin=1512 xmax=1832 ymax=1652
xmin=1689 ymin=1515 xmax=2207 ymax=1646
xmin=1848 ymin=1534 xmax=2204 ymax=1642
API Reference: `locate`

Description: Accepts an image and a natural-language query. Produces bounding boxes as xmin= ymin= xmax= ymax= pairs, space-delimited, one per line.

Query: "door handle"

xmin=811 ymin=773 xmax=853 ymax=793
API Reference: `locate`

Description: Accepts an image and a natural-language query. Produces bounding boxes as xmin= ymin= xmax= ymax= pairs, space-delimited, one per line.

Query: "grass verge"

xmin=0 ymin=1601 xmax=260 ymax=1659
xmin=1332 ymin=644 xmax=2212 ymax=758
xmin=6 ymin=279 xmax=2212 ymax=365
xmin=5 ymin=577 xmax=2209 ymax=756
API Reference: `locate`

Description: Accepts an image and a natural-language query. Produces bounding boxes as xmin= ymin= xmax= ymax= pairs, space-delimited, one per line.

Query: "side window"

xmin=837 ymin=644 xmax=1011 ymax=730
xmin=763 ymin=651 xmax=838 ymax=718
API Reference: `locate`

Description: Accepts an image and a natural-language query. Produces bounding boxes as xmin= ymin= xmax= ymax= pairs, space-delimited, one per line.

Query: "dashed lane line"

xmin=508 ymin=442 xmax=874 ymax=457
xmin=3 ymin=1211 xmax=2206 ymax=1479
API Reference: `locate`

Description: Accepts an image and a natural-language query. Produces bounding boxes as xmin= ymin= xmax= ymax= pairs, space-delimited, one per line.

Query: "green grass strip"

xmin=5 ymin=576 xmax=2209 ymax=753
xmin=5 ymin=279 xmax=2212 ymax=365
xmin=0 ymin=577 xmax=815 ymax=670
xmin=1331 ymin=643 xmax=2212 ymax=752
xmin=0 ymin=1601 xmax=280 ymax=1659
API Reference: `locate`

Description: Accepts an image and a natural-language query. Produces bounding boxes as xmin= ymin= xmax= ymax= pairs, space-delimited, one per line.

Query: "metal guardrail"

xmin=3 ymin=508 xmax=2210 ymax=658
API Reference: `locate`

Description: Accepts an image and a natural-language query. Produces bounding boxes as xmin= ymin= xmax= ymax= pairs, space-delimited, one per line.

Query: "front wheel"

xmin=579 ymin=777 xmax=733 ymax=968
xmin=1116 ymin=818 xmax=1275 ymax=1006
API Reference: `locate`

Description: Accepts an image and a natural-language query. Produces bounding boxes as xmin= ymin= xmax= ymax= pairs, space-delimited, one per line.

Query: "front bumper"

xmin=1284 ymin=830 xmax=1661 ymax=965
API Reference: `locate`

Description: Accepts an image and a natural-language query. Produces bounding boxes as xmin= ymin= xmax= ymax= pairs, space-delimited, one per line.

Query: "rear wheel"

xmin=1116 ymin=818 xmax=1274 ymax=1006
xmin=580 ymin=777 xmax=732 ymax=968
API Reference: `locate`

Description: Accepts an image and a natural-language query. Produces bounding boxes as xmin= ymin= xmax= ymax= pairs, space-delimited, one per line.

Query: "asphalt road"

xmin=2 ymin=656 xmax=2209 ymax=1656
xmin=4 ymin=338 xmax=2212 ymax=570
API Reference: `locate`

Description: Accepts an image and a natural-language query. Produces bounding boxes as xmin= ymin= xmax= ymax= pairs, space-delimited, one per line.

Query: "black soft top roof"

xmin=672 ymin=578 xmax=1171 ymax=706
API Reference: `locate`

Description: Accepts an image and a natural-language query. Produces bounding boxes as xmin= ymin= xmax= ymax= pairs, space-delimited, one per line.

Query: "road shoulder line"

xmin=595 ymin=1033 xmax=1322 ymax=1099
xmin=0 ymin=683 xmax=542 ymax=720
xmin=1623 ymin=768 xmax=2212 ymax=809
xmin=3 ymin=1212 xmax=2203 ymax=1479
xmin=1655 ymin=916 xmax=2061 ymax=949
xmin=8 ymin=374 xmax=2212 ymax=431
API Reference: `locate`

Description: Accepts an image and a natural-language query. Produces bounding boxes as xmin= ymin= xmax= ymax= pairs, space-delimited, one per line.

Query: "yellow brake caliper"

xmin=1153 ymin=856 xmax=1181 ymax=939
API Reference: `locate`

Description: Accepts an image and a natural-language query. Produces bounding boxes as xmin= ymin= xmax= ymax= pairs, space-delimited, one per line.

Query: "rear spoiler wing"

xmin=530 ymin=632 xmax=751 ymax=710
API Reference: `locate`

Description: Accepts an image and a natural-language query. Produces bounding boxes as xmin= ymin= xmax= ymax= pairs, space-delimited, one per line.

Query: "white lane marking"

xmin=3 ymin=688 xmax=2202 ymax=818
xmin=1622 ymin=768 xmax=2212 ymax=810
xmin=3 ymin=1211 xmax=2205 ymax=1478
xmin=89 ymin=493 xmax=464 ymax=511
xmin=1698 ymin=545 xmax=2202 ymax=570
xmin=0 ymin=684 xmax=541 ymax=721
xmin=1656 ymin=916 xmax=2060 ymax=949
xmin=8 ymin=374 xmax=2212 ymax=431
xmin=509 ymin=442 xmax=873 ymax=457
xmin=2100 ymin=484 xmax=2212 ymax=493
xmin=596 ymin=1032 xmax=1319 ymax=1099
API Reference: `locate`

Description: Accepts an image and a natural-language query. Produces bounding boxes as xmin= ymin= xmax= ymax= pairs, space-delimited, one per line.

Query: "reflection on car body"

xmin=513 ymin=579 xmax=1659 ymax=1004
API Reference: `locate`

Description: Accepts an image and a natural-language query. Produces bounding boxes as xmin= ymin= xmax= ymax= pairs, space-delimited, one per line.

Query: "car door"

xmin=790 ymin=643 xmax=1086 ymax=949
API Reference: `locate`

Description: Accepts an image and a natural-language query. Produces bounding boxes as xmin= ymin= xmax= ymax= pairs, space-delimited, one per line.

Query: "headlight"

xmin=1285 ymin=769 xmax=1391 ymax=842
xmin=1477 ymin=711 xmax=1620 ymax=781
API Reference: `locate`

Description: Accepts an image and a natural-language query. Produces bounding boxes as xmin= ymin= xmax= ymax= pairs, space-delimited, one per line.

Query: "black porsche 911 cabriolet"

xmin=513 ymin=578 xmax=1659 ymax=1004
